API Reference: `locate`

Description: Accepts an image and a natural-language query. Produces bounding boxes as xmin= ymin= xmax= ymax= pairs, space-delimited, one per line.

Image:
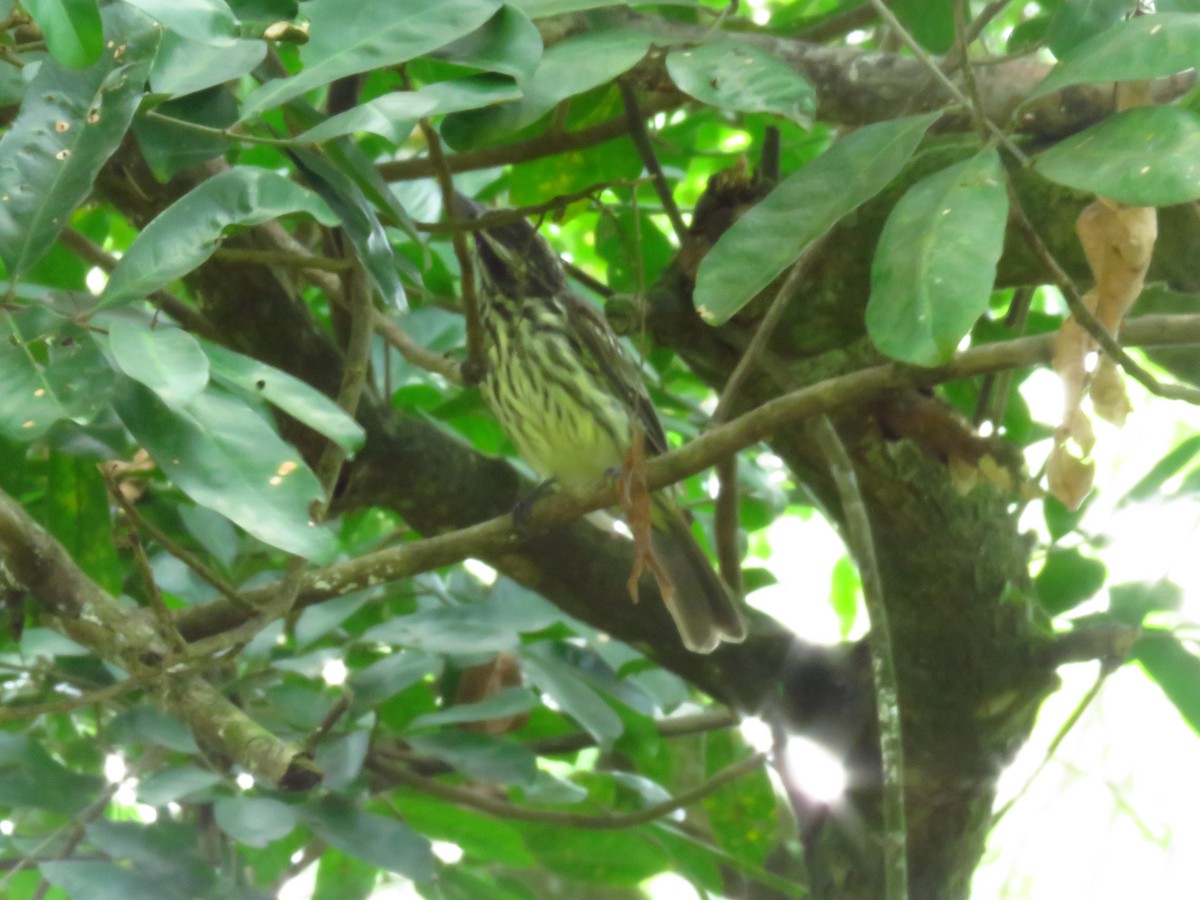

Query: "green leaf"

xmin=1108 ymin=580 xmax=1183 ymax=626
xmin=24 ymin=0 xmax=104 ymax=67
xmin=522 ymin=650 xmax=624 ymax=747
xmin=286 ymin=146 xmax=408 ymax=310
xmin=1035 ymin=546 xmax=1107 ymax=615
xmin=0 ymin=315 xmax=76 ymax=441
xmin=120 ymin=0 xmax=240 ymax=45
xmin=214 ymin=796 xmax=298 ymax=847
xmin=867 ymin=148 xmax=1008 ymax=365
xmin=135 ymin=767 xmax=224 ymax=806
xmin=300 ymin=797 xmax=435 ymax=881
xmin=201 ymin=341 xmax=365 ymax=452
xmin=520 ymin=824 xmax=668 ymax=885
xmin=349 ymin=649 xmax=444 ymax=707
xmin=0 ymin=732 xmax=103 ymax=814
xmin=296 ymin=78 xmax=523 ymax=144
xmin=440 ymin=27 xmax=652 ymax=149
xmin=1119 ymin=434 xmax=1200 ymax=505
xmin=1030 ymin=13 xmax=1200 ymax=101
xmin=361 ymin=591 xmax=560 ymax=653
xmin=408 ymin=686 xmax=536 ymax=729
xmin=41 ymin=451 xmax=121 ymax=593
xmin=240 ymin=0 xmax=500 ymax=117
xmin=0 ymin=309 xmax=114 ymax=440
xmin=1045 ymin=0 xmax=1132 ymax=56
xmin=1034 ymin=106 xmax=1200 ymax=206
xmin=407 ymin=730 xmax=538 ymax=786
xmin=39 ymin=861 xmax=190 ymax=900
xmin=132 ymin=87 xmax=239 ymax=181
xmin=694 ymin=112 xmax=941 ymax=325
xmin=101 ymin=167 xmax=336 ymax=306
xmin=1133 ymin=631 xmax=1200 ymax=736
xmin=595 ymin=208 xmax=672 ymax=294
xmin=435 ymin=4 xmax=544 ymax=82
xmin=108 ymin=319 xmax=210 ymax=409
xmin=394 ymin=792 xmax=534 ymax=866
xmin=148 ymin=31 xmax=267 ymax=98
xmin=666 ymin=40 xmax=814 ymax=125
xmin=313 ymin=848 xmax=377 ymax=900
xmin=0 ymin=4 xmax=160 ymax=278
xmin=112 ymin=376 xmax=334 ymax=560
xmin=829 ymin=555 xmax=860 ymax=639
xmin=702 ymin=729 xmax=777 ymax=868
xmin=893 ymin=0 xmax=954 ymax=52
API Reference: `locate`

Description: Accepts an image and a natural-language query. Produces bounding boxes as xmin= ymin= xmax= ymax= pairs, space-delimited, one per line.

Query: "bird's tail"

xmin=650 ymin=505 xmax=748 ymax=653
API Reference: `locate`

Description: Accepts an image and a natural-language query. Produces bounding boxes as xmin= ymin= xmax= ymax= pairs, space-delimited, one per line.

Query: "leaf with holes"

xmin=0 ymin=4 xmax=160 ymax=278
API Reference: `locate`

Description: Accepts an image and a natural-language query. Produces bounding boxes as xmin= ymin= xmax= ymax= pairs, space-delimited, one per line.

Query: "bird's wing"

xmin=565 ymin=293 xmax=671 ymax=456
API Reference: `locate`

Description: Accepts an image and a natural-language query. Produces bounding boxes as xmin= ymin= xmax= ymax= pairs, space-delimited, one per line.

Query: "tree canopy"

xmin=2 ymin=1 xmax=1200 ymax=898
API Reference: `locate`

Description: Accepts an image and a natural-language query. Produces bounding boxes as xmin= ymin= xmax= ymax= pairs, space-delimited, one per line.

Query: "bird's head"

xmin=452 ymin=194 xmax=567 ymax=300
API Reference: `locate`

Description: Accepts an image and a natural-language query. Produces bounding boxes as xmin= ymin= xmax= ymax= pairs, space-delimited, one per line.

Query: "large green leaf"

xmin=393 ymin=792 xmax=534 ymax=866
xmin=287 ymin=146 xmax=408 ymax=310
xmin=24 ymin=0 xmax=104 ymax=67
xmin=362 ymin=591 xmax=561 ymax=653
xmin=407 ymin=731 xmax=538 ymax=786
xmin=201 ymin=340 xmax=365 ymax=452
xmin=522 ymin=649 xmax=624 ymax=747
xmin=0 ymin=309 xmax=114 ymax=440
xmin=1045 ymin=0 xmax=1132 ymax=56
xmin=108 ymin=318 xmax=211 ymax=409
xmin=148 ymin=31 xmax=267 ymax=98
xmin=240 ymin=0 xmax=500 ymax=117
xmin=1133 ymin=631 xmax=1200 ymax=736
xmin=1034 ymin=106 xmax=1200 ymax=206
xmin=112 ymin=376 xmax=335 ymax=560
xmin=694 ymin=112 xmax=941 ymax=325
xmin=1030 ymin=13 xmax=1200 ymax=101
xmin=296 ymin=78 xmax=523 ymax=144
xmin=133 ymin=87 xmax=239 ymax=181
xmin=666 ymin=39 xmax=814 ymax=125
xmin=434 ymin=3 xmax=544 ymax=83
xmin=440 ymin=27 xmax=653 ymax=149
xmin=702 ymin=729 xmax=777 ymax=869
xmin=893 ymin=0 xmax=954 ymax=52
xmin=866 ymin=147 xmax=1008 ymax=366
xmin=121 ymin=0 xmax=240 ymax=45
xmin=1035 ymin=547 xmax=1107 ymax=615
xmin=0 ymin=4 xmax=160 ymax=278
xmin=300 ymin=797 xmax=435 ymax=881
xmin=101 ymin=167 xmax=336 ymax=306
xmin=408 ymin=686 xmax=537 ymax=728
xmin=42 ymin=451 xmax=121 ymax=593
xmin=214 ymin=796 xmax=299 ymax=847
xmin=520 ymin=824 xmax=669 ymax=886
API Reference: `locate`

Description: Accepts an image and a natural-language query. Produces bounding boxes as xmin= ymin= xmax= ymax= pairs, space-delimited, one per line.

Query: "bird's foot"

xmin=511 ymin=479 xmax=557 ymax=537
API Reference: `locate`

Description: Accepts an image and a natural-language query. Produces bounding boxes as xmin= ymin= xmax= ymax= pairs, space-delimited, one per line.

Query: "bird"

xmin=453 ymin=194 xmax=747 ymax=653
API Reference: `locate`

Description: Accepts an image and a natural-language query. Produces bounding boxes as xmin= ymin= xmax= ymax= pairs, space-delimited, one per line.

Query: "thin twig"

xmin=103 ymin=465 xmax=253 ymax=612
xmin=384 ymin=750 xmax=768 ymax=829
xmin=419 ymin=118 xmax=486 ymax=383
xmin=953 ymin=0 xmax=990 ymax=143
xmin=141 ymin=109 xmax=303 ymax=147
xmin=813 ymin=416 xmax=907 ymax=900
xmin=973 ymin=286 xmax=1034 ymax=427
xmin=943 ymin=0 xmax=1017 ymax=74
xmin=618 ymin=79 xmax=688 ymax=242
xmin=213 ymin=247 xmax=354 ymax=272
